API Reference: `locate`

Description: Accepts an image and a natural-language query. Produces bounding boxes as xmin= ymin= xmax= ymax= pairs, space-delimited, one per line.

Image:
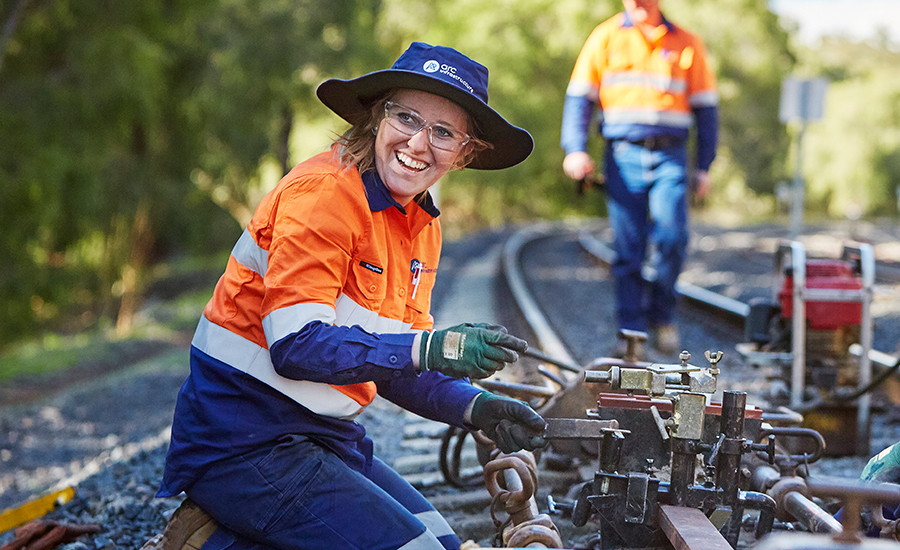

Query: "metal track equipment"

xmin=543 ymin=346 xmax=784 ymax=550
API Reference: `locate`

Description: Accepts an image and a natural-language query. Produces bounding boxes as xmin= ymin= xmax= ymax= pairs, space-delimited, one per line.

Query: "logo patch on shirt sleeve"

xmin=360 ymin=261 xmax=384 ymax=274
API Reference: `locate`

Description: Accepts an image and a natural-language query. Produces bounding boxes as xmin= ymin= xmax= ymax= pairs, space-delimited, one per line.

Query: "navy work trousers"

xmin=187 ymin=435 xmax=460 ymax=550
xmin=603 ymin=139 xmax=689 ymax=332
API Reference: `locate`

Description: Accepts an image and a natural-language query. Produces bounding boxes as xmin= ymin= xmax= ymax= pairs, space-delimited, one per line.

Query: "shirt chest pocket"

xmin=350 ymin=259 xmax=387 ymax=304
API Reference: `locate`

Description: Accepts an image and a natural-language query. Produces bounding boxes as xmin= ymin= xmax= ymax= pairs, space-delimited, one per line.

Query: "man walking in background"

xmin=560 ymin=0 xmax=719 ymax=356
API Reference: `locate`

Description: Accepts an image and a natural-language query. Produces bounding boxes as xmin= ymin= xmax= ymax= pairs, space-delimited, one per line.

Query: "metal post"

xmin=856 ymin=243 xmax=875 ymax=456
xmin=790 ymin=242 xmax=807 ymax=409
xmin=717 ymin=392 xmax=746 ymax=507
xmin=718 ymin=392 xmax=747 ymax=547
xmin=670 ymin=439 xmax=697 ymax=507
xmin=789 ymin=124 xmax=807 ymax=240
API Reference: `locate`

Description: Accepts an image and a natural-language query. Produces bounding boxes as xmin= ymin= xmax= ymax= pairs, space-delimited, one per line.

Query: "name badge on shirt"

xmin=360 ymin=261 xmax=383 ymax=274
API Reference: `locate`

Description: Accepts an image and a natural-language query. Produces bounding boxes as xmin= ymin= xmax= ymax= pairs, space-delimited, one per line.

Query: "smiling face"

xmin=374 ymin=89 xmax=470 ymax=206
xmin=623 ymin=0 xmax=662 ymax=26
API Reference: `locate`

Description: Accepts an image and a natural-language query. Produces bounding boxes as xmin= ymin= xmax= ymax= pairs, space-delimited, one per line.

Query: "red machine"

xmin=779 ymin=259 xmax=863 ymax=331
xmin=740 ymin=240 xmax=875 ymax=456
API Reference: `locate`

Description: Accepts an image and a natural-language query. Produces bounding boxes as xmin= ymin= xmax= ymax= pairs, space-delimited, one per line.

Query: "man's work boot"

xmin=141 ymin=498 xmax=218 ymax=550
xmin=651 ymin=324 xmax=681 ymax=356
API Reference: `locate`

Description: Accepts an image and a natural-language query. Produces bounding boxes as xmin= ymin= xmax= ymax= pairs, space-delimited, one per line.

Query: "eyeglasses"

xmin=382 ymin=101 xmax=471 ymax=152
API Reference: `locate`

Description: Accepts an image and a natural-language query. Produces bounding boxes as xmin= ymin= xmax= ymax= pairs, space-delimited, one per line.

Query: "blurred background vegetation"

xmin=1 ymin=0 xmax=898 ymax=352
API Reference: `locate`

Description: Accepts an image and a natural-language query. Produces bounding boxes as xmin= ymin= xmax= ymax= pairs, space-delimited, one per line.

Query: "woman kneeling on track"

xmin=147 ymin=42 xmax=547 ymax=550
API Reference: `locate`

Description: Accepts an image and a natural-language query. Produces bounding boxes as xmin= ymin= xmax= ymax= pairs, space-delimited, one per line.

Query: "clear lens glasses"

xmin=383 ymin=101 xmax=471 ymax=152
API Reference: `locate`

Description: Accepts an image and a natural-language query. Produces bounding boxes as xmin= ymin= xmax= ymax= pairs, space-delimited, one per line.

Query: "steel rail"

xmin=502 ymin=221 xmax=586 ymax=375
xmin=577 ymin=228 xmax=897 ymax=374
xmin=577 ymin=228 xmax=750 ymax=320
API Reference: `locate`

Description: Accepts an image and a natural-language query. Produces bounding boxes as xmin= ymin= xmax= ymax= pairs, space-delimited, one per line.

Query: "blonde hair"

xmin=335 ymin=90 xmax=493 ymax=174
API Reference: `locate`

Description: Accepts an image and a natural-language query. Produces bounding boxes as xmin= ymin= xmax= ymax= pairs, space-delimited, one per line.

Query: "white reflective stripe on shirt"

xmin=263 ymin=302 xmax=336 ymax=348
xmin=231 ymin=228 xmax=269 ymax=277
xmin=262 ymin=295 xmax=412 ymax=348
xmin=689 ymin=90 xmax=720 ymax=108
xmin=566 ymin=80 xmax=600 ymax=99
xmin=415 ymin=510 xmax=455 ymax=539
xmin=334 ymin=293 xmax=411 ymax=334
xmin=602 ymin=71 xmax=687 ymax=94
xmin=192 ymin=314 xmax=364 ymax=419
xmin=602 ymin=109 xmax=693 ymax=128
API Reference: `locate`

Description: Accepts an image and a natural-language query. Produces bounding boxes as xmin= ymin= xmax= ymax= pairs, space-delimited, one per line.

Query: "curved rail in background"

xmin=502 ymin=220 xmax=752 ymax=371
xmin=502 ymin=221 xmax=584 ymax=375
xmin=576 ymin=226 xmax=898 ymax=368
xmin=502 ymin=221 xmax=899 ymax=376
xmin=577 ymin=228 xmax=751 ymax=321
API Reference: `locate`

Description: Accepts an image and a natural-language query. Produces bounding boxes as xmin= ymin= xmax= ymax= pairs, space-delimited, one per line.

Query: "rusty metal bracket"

xmin=542 ymin=417 xmax=621 ymax=440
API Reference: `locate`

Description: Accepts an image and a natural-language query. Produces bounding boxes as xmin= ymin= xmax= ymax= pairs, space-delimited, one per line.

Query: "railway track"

xmin=3 ymin=220 xmax=900 ymax=550
xmin=421 ymin=220 xmax=900 ymax=548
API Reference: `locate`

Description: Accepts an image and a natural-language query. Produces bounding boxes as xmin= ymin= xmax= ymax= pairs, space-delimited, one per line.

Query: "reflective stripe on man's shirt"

xmin=602 ymin=71 xmax=687 ymax=94
xmin=602 ymin=109 xmax=694 ymax=129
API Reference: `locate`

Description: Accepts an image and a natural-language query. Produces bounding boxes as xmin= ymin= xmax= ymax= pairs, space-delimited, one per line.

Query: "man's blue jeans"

xmin=603 ymin=139 xmax=689 ymax=332
xmin=187 ymin=435 xmax=460 ymax=550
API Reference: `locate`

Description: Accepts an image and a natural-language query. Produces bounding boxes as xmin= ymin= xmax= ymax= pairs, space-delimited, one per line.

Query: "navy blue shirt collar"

xmin=621 ymin=11 xmax=675 ymax=32
xmin=361 ymin=169 xmax=440 ymax=218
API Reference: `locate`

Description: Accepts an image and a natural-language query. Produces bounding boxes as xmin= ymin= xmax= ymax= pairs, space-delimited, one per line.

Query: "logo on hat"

xmin=423 ymin=60 xmax=440 ymax=73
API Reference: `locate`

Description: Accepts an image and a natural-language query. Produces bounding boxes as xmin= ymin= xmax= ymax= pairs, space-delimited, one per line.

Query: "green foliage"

xmin=0 ymin=0 xmax=384 ymax=348
xmin=795 ymin=39 xmax=900 ymax=217
xmin=1 ymin=0 xmax=230 ymax=345
xmin=664 ymin=0 xmax=795 ymax=196
xmin=1 ymin=0 xmax=898 ymax=350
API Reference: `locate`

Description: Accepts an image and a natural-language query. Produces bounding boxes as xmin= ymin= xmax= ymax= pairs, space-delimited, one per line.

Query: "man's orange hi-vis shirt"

xmin=567 ymin=13 xmax=718 ymax=138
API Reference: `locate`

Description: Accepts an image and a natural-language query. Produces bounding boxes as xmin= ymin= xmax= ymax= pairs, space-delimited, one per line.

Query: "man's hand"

xmin=419 ymin=323 xmax=528 ymax=379
xmin=693 ymin=169 xmax=712 ymax=199
xmin=563 ymin=151 xmax=595 ymax=181
xmin=470 ymin=392 xmax=547 ymax=453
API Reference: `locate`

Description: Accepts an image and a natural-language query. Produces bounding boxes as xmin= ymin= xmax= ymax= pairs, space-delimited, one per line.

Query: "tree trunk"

xmin=115 ymin=199 xmax=153 ymax=337
xmin=277 ymin=103 xmax=293 ymax=176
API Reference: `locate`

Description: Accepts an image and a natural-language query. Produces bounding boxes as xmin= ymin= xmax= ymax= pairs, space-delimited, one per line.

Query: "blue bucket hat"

xmin=316 ymin=42 xmax=533 ymax=170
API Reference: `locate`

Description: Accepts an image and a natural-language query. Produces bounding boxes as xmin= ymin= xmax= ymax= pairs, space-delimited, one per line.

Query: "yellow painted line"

xmin=0 ymin=487 xmax=75 ymax=534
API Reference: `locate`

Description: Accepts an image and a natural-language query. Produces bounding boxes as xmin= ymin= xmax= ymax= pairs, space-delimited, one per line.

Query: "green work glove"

xmin=470 ymin=392 xmax=547 ymax=454
xmin=419 ymin=323 xmax=528 ymax=379
xmin=861 ymin=442 xmax=900 ymax=483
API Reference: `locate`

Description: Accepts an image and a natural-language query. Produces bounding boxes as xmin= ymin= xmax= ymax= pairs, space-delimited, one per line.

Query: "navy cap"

xmin=316 ymin=42 xmax=533 ymax=170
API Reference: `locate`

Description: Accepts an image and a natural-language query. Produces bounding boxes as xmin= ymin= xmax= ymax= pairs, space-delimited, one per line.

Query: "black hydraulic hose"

xmin=833 ymin=354 xmax=900 ymax=404
xmin=799 ymin=354 xmax=900 ymax=415
xmin=439 ymin=427 xmax=482 ymax=488
xmin=524 ymin=347 xmax=581 ymax=373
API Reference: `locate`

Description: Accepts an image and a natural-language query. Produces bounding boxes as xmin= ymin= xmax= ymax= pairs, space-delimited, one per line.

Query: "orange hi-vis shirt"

xmin=566 ymin=12 xmax=718 ymax=137
xmin=192 ymin=147 xmax=441 ymax=419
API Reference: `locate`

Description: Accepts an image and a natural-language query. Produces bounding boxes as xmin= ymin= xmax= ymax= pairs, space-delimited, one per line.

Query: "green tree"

xmin=0 ymin=0 xmax=386 ymax=347
xmin=6 ymin=0 xmax=897 ymax=351
xmin=185 ymin=0 xmax=387 ymax=226
xmin=796 ymin=38 xmax=900 ymax=217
